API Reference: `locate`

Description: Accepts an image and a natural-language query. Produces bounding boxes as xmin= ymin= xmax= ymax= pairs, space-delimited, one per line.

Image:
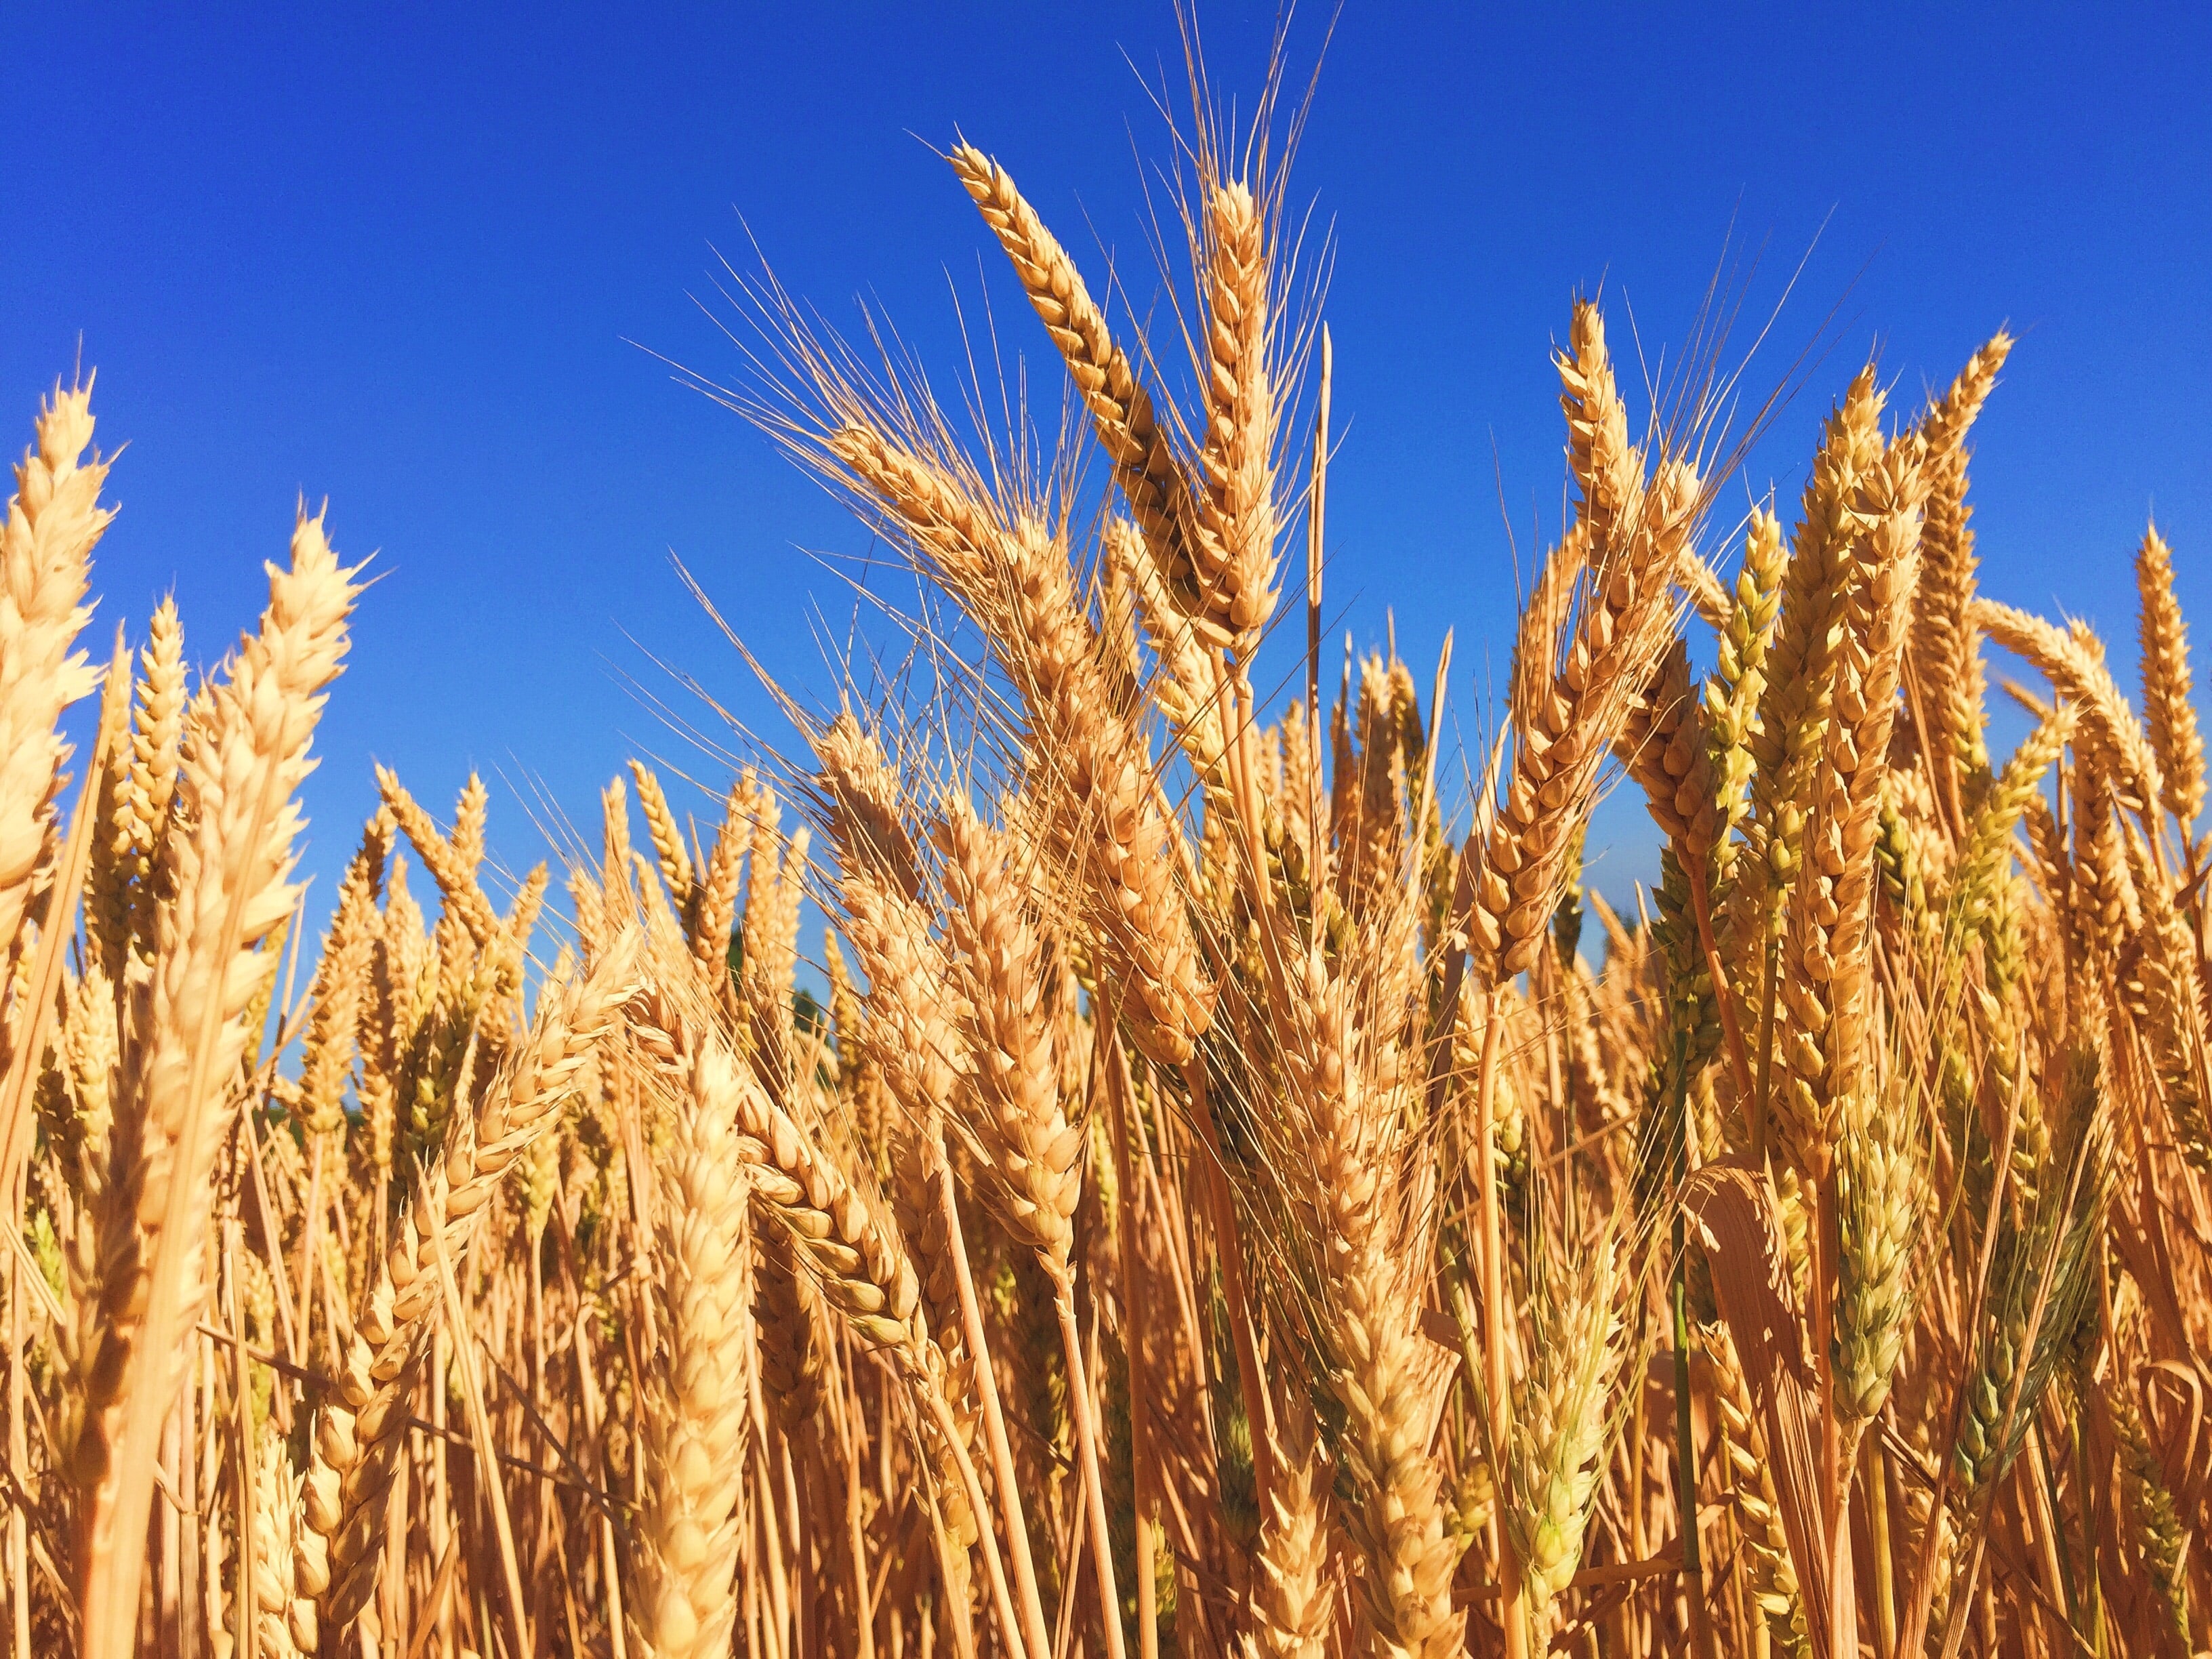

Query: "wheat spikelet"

xmin=1951 ymin=1054 xmax=2110 ymax=1503
xmin=1704 ymin=509 xmax=1786 ymax=876
xmin=297 ymin=817 xmax=386 ymax=1145
xmin=689 ymin=769 xmax=756 ymax=977
xmin=249 ymin=1428 xmax=310 ymax=1659
xmin=374 ymin=764 xmax=504 ymax=955
xmin=1279 ymin=932 xmax=1460 ymax=1656
xmin=1621 ymin=636 xmax=1721 ymax=868
xmin=756 ymin=1223 xmax=827 ymax=1427
xmin=629 ymin=758 xmax=697 ymax=912
xmin=1330 ymin=1228 xmax=1462 ymax=1656
xmin=1831 ymin=1077 xmax=1923 ymax=1424
xmin=1556 ymin=304 xmax=1645 ymax=562
xmin=1469 ymin=443 xmax=1698 ymax=985
xmin=2121 ymin=819 xmax=2212 ymax=1173
xmin=2111 ymin=1380 xmax=2192 ymax=1649
xmin=1109 ymin=515 xmax=1233 ymax=804
xmin=737 ymin=782 xmax=807 ymax=1096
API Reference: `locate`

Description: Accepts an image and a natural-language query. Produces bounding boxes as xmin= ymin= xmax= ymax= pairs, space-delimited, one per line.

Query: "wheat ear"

xmin=937 ymin=792 xmax=1130 ymax=1659
xmin=0 ymin=380 xmax=109 ymax=962
xmin=1504 ymin=1235 xmax=1624 ymax=1613
xmin=75 ymin=508 xmax=358 ymax=1659
xmin=1192 ymin=178 xmax=1279 ymax=657
xmin=2134 ymin=524 xmax=2203 ymax=840
xmin=1724 ymin=368 xmax=1884 ymax=979
xmin=1702 ymin=1324 xmax=1809 ymax=1655
xmin=89 ymin=594 xmax=186 ymax=972
xmin=811 ymin=716 xmax=1004 ymax=1623
xmin=2110 ymin=1379 xmax=2193 ymax=1649
xmin=1908 ymin=332 xmax=2011 ymax=817
xmin=1974 ymin=599 xmax=2165 ymax=833
xmin=947 ymin=142 xmax=1197 ymax=612
xmin=629 ymin=1032 xmax=756 ymax=1659
xmin=1465 ymin=303 xmax=1700 ymax=985
xmin=1242 ymin=1387 xmax=1332 ymax=1659
xmin=1772 ymin=432 xmax=1928 ymax=1183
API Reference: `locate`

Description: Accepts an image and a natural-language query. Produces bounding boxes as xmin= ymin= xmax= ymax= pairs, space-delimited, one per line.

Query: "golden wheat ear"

xmin=0 ymin=380 xmax=110 ymax=964
xmin=77 ymin=507 xmax=361 ymax=1659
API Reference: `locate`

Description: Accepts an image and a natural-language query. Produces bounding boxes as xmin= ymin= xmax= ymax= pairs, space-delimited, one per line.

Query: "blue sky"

xmin=7 ymin=3 xmax=2208 ymax=926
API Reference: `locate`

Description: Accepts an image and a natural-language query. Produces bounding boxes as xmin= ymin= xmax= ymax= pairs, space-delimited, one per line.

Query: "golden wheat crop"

xmin=0 ymin=54 xmax=2206 ymax=1659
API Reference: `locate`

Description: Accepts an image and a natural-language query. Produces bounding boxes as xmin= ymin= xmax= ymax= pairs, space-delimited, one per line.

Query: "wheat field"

xmin=1 ymin=66 xmax=2207 ymax=1659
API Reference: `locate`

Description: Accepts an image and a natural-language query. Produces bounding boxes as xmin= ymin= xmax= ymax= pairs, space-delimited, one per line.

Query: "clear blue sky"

xmin=7 ymin=3 xmax=2208 ymax=922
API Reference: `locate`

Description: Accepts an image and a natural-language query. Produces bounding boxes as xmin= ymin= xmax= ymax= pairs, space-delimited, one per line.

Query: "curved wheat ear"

xmin=811 ymin=717 xmax=989 ymax=1606
xmin=713 ymin=998 xmax=1014 ymax=1643
xmin=0 ymin=380 xmax=109 ymax=962
xmin=628 ymin=758 xmax=696 ymax=910
xmin=2135 ymin=524 xmax=2203 ymax=836
xmin=825 ymin=421 xmax=1217 ymax=1067
xmin=75 ymin=508 xmax=359 ymax=1659
xmin=813 ymin=714 xmax=966 ymax=1311
xmin=689 ymin=769 xmax=758 ymax=979
xmin=1465 ymin=310 xmax=1700 ymax=984
xmin=1974 ymin=599 xmax=2164 ymax=827
xmin=1908 ymin=331 xmax=2011 ymax=813
xmin=947 ymin=142 xmax=1198 ymax=617
xmin=629 ymin=1033 xmax=756 ymax=1659
xmin=306 ymin=933 xmax=641 ymax=1629
xmin=756 ymin=1223 xmax=827 ymax=1426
